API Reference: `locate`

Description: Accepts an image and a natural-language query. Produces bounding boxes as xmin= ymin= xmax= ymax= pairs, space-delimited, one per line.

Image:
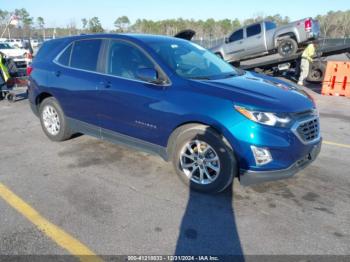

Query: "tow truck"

xmin=175 ymin=30 xmax=350 ymax=84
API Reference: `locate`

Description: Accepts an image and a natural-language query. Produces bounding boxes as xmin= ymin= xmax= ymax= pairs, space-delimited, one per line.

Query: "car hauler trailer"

xmin=238 ymin=38 xmax=350 ymax=83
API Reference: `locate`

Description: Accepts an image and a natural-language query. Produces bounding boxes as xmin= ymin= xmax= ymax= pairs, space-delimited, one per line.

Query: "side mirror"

xmin=136 ymin=68 xmax=159 ymax=83
xmin=225 ymin=37 xmax=230 ymax=44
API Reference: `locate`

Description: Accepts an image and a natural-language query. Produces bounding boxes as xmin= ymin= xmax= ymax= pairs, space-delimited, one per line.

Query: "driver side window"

xmin=107 ymin=40 xmax=155 ymax=81
xmin=229 ymin=29 xmax=243 ymax=43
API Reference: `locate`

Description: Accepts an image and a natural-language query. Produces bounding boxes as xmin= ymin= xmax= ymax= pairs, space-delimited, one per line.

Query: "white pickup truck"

xmin=211 ymin=18 xmax=320 ymax=63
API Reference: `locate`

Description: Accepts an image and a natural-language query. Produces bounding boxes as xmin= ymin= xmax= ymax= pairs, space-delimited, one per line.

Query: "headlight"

xmin=234 ymin=105 xmax=291 ymax=127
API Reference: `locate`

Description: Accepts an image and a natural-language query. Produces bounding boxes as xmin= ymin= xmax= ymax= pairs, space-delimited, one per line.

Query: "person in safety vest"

xmin=0 ymin=52 xmax=10 ymax=84
xmin=298 ymin=41 xmax=320 ymax=86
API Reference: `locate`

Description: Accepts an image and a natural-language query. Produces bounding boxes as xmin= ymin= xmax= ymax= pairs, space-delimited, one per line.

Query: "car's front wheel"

xmin=39 ymin=97 xmax=72 ymax=141
xmin=171 ymin=125 xmax=237 ymax=194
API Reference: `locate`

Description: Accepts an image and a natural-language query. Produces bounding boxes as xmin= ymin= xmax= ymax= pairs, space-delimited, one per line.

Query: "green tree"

xmin=81 ymin=18 xmax=88 ymax=31
xmin=15 ymin=8 xmax=33 ymax=37
xmin=114 ymin=16 xmax=130 ymax=32
xmin=36 ymin=16 xmax=45 ymax=38
xmin=88 ymin=17 xmax=104 ymax=33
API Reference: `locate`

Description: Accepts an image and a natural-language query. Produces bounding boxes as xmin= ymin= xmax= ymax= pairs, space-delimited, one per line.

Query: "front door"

xmin=223 ymin=29 xmax=245 ymax=61
xmin=96 ymin=39 xmax=168 ymax=145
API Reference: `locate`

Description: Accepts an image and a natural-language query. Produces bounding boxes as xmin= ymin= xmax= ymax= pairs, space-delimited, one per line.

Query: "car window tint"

xmin=57 ymin=44 xmax=72 ymax=66
xmin=107 ymin=40 xmax=155 ymax=80
xmin=35 ymin=39 xmax=66 ymax=62
xmin=247 ymin=24 xmax=262 ymax=37
xmin=265 ymin=21 xmax=277 ymax=31
xmin=70 ymin=39 xmax=102 ymax=71
xmin=229 ymin=29 xmax=243 ymax=42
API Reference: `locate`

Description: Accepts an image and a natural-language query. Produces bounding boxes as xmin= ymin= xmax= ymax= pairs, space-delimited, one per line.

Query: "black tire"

xmin=306 ymin=62 xmax=326 ymax=83
xmin=170 ymin=124 xmax=237 ymax=194
xmin=5 ymin=93 xmax=16 ymax=103
xmin=39 ymin=97 xmax=72 ymax=142
xmin=278 ymin=38 xmax=298 ymax=57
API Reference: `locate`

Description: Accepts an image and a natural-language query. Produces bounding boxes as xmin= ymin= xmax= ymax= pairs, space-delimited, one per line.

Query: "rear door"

xmin=50 ymin=38 xmax=103 ymax=128
xmin=223 ymin=29 xmax=245 ymax=61
xmin=244 ymin=23 xmax=265 ymax=55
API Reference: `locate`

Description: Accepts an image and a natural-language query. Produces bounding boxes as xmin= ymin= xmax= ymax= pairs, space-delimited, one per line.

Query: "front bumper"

xmin=239 ymin=139 xmax=321 ymax=186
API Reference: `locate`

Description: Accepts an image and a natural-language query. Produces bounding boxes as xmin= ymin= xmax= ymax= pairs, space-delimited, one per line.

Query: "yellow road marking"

xmin=323 ymin=140 xmax=350 ymax=149
xmin=0 ymin=183 xmax=103 ymax=262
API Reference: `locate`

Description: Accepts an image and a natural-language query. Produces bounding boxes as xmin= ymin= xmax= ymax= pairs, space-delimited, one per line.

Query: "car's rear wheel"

xmin=278 ymin=38 xmax=298 ymax=57
xmin=39 ymin=97 xmax=72 ymax=141
xmin=171 ymin=125 xmax=236 ymax=194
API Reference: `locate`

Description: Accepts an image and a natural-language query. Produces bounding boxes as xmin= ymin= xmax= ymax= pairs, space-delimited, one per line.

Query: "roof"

xmin=54 ymin=33 xmax=185 ymax=44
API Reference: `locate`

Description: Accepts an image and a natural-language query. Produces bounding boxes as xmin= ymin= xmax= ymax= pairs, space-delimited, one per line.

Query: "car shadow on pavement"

xmin=175 ymin=185 xmax=244 ymax=260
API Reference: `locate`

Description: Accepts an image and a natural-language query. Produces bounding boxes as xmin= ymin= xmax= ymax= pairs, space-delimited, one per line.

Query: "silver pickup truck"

xmin=211 ymin=18 xmax=320 ymax=63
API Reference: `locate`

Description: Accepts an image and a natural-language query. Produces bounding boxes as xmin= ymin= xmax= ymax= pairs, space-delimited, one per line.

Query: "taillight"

xmin=305 ymin=19 xmax=312 ymax=32
xmin=26 ymin=65 xmax=33 ymax=76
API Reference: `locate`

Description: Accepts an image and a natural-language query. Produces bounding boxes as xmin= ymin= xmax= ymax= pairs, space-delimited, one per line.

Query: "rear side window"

xmin=229 ymin=29 xmax=243 ymax=42
xmin=70 ymin=39 xmax=102 ymax=71
xmin=35 ymin=39 xmax=65 ymax=62
xmin=57 ymin=44 xmax=72 ymax=66
xmin=265 ymin=21 xmax=277 ymax=31
xmin=247 ymin=24 xmax=262 ymax=37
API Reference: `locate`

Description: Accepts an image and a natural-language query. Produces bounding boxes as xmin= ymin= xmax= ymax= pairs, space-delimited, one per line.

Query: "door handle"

xmin=54 ymin=71 xmax=61 ymax=77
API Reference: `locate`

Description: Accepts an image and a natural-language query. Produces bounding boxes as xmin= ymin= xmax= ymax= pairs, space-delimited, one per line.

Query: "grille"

xmin=296 ymin=118 xmax=319 ymax=143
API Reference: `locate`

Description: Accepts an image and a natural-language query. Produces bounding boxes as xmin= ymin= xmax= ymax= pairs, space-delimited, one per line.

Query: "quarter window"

xmin=229 ymin=29 xmax=243 ymax=42
xmin=107 ymin=40 xmax=155 ymax=81
xmin=70 ymin=39 xmax=102 ymax=71
xmin=247 ymin=24 xmax=262 ymax=37
xmin=57 ymin=44 xmax=72 ymax=66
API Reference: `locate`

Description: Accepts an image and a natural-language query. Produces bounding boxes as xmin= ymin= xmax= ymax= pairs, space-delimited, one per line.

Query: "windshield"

xmin=0 ymin=43 xmax=13 ymax=49
xmin=148 ymin=40 xmax=239 ymax=80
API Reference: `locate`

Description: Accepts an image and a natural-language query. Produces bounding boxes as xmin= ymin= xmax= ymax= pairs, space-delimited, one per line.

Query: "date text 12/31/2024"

xmin=127 ymin=256 xmax=220 ymax=261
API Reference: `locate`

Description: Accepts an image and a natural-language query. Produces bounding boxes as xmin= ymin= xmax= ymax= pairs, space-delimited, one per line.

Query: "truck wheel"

xmin=307 ymin=62 xmax=326 ymax=83
xmin=170 ymin=125 xmax=237 ymax=194
xmin=278 ymin=38 xmax=298 ymax=57
xmin=39 ymin=97 xmax=73 ymax=142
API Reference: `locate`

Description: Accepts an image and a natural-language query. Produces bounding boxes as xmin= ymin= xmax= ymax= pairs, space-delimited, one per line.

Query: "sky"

xmin=2 ymin=0 xmax=349 ymax=29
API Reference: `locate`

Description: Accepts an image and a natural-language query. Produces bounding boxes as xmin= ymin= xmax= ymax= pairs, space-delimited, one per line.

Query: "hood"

xmin=189 ymin=71 xmax=314 ymax=113
xmin=174 ymin=30 xmax=196 ymax=41
xmin=0 ymin=48 xmax=26 ymax=58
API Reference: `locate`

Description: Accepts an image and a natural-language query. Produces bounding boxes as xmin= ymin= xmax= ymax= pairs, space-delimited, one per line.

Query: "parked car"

xmin=0 ymin=42 xmax=28 ymax=68
xmin=211 ymin=18 xmax=320 ymax=63
xmin=28 ymin=34 xmax=321 ymax=193
xmin=3 ymin=39 xmax=24 ymax=48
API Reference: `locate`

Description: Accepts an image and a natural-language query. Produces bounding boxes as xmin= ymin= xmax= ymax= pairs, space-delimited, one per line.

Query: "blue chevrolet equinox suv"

xmin=28 ymin=34 xmax=321 ymax=193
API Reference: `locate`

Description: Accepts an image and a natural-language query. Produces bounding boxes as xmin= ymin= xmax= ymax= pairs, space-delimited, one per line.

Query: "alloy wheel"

xmin=179 ymin=140 xmax=221 ymax=185
xmin=42 ymin=105 xmax=61 ymax=136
